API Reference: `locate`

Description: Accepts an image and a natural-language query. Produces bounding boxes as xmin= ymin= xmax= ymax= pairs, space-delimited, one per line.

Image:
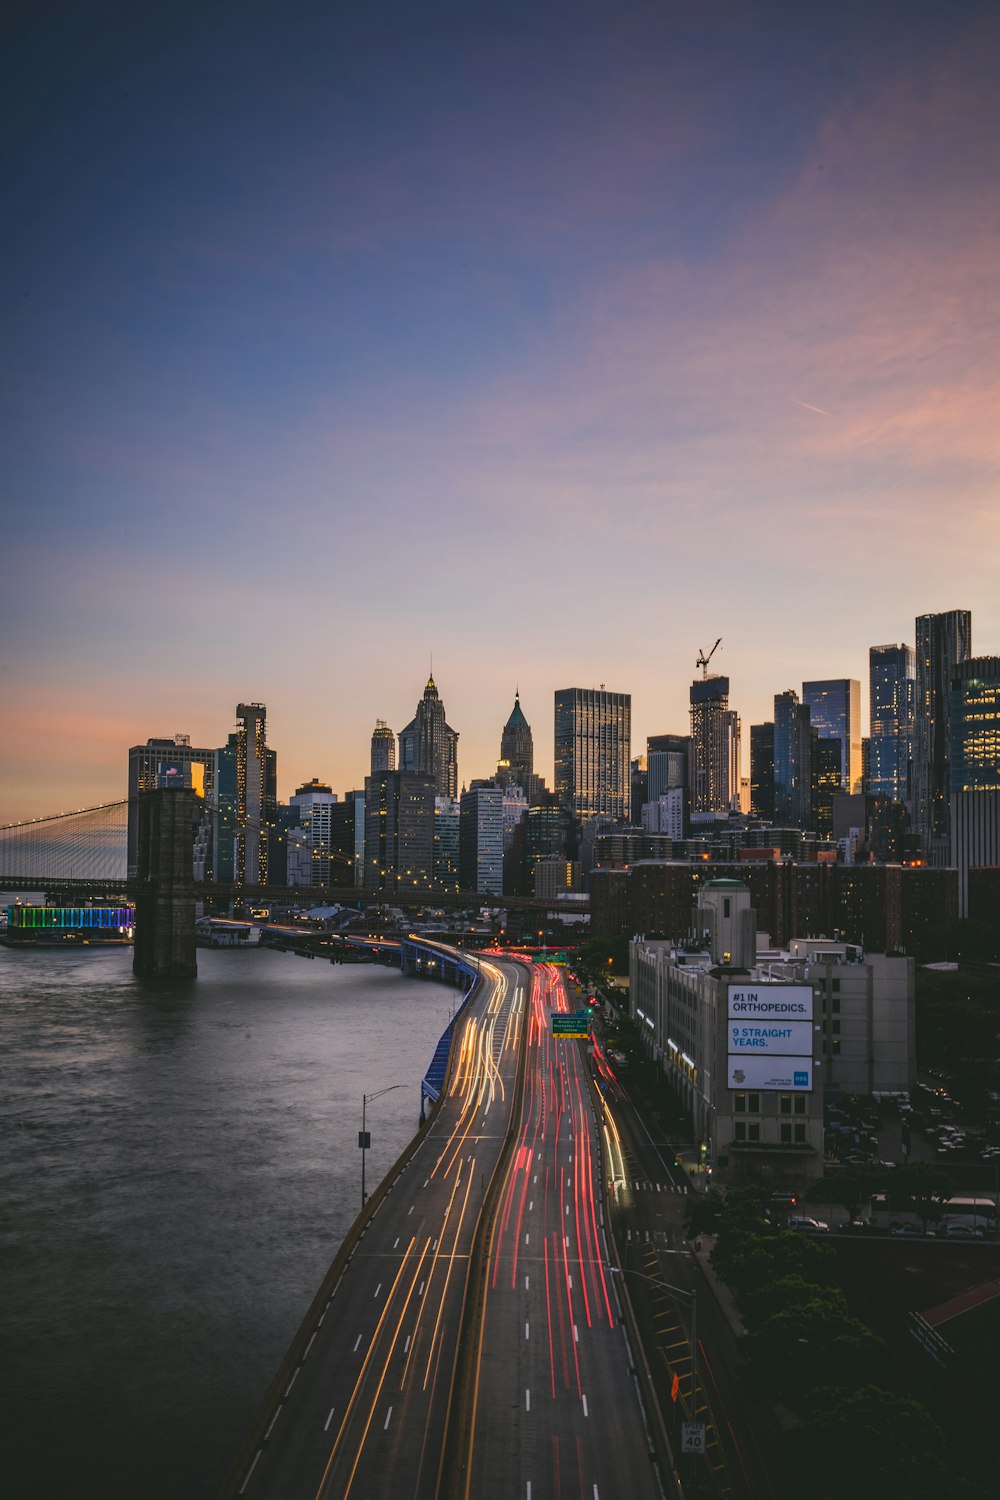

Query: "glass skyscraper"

xmin=913 ymin=609 xmax=972 ymax=855
xmin=554 ymin=687 xmax=631 ymax=824
xmin=802 ymin=679 xmax=861 ymax=794
xmin=689 ymin=677 xmax=739 ymax=815
xmin=949 ymin=657 xmax=1000 ymax=793
xmin=868 ymin=644 xmax=916 ymax=801
xmin=773 ymin=690 xmax=811 ymax=828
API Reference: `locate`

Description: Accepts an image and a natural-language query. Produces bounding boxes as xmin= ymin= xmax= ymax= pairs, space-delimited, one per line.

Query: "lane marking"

xmin=525 ymin=1388 xmax=531 ymax=1411
xmin=525 ymin=1275 xmax=530 ymax=1291
xmin=574 ymin=1324 xmax=579 ymax=1343
xmin=394 ymin=1237 xmax=400 ymax=1248
xmin=353 ymin=1334 xmax=362 ymax=1351
xmin=404 ymin=1335 xmax=411 ymax=1353
xmin=525 ymin=1321 xmax=530 ymax=1340
xmin=373 ymin=1283 xmax=382 ymax=1299
xmin=384 ymin=1406 xmax=393 ymax=1430
xmin=582 ymin=1394 xmax=589 ymax=1417
xmin=419 ymin=1280 xmax=426 ymax=1296
xmin=324 ymin=1407 xmax=335 ymax=1432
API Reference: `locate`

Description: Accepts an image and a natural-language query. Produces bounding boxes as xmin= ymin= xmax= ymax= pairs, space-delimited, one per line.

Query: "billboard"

xmin=727 ymin=1056 xmax=813 ymax=1091
xmin=728 ymin=984 xmax=813 ymax=1021
xmin=728 ymin=984 xmax=814 ymax=1092
xmin=728 ymin=1020 xmax=813 ymax=1055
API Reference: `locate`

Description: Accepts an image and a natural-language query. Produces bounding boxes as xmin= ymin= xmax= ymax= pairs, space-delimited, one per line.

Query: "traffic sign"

xmin=551 ymin=1011 xmax=590 ymax=1037
xmin=681 ymin=1422 xmax=706 ymax=1454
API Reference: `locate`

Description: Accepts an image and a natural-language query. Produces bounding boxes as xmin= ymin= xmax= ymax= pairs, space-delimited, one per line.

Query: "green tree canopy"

xmin=742 ymin=1276 xmax=848 ymax=1333
xmin=783 ymin=1384 xmax=947 ymax=1500
xmin=741 ymin=1301 xmax=895 ymax=1405
xmin=711 ymin=1225 xmax=832 ymax=1303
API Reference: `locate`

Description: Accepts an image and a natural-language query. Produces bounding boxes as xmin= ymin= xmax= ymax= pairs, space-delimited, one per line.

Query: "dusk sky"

xmin=3 ymin=0 xmax=998 ymax=824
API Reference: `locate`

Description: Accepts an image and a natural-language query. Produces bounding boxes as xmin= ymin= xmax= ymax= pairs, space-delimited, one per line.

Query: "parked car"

xmin=786 ymin=1215 xmax=830 ymax=1233
xmin=889 ymin=1222 xmax=923 ymax=1237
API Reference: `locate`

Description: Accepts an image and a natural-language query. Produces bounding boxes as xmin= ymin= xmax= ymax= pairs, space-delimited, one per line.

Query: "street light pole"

xmin=606 ymin=1263 xmax=699 ymax=1448
xmin=360 ymin=1083 xmax=406 ymax=1211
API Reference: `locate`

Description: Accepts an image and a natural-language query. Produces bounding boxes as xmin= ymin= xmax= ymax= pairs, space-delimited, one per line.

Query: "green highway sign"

xmin=551 ymin=1011 xmax=590 ymax=1038
xmin=532 ymin=951 xmax=568 ymax=964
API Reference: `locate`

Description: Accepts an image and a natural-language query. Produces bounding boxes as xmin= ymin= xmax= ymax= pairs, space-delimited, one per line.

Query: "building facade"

xmin=234 ymin=703 xmax=277 ymax=887
xmin=363 ymin=771 xmax=435 ymax=894
xmin=773 ymin=690 xmax=812 ymax=829
xmin=370 ymin=720 xmax=396 ymax=774
xmin=398 ymin=675 xmax=459 ymax=800
xmin=288 ymin=779 xmax=338 ymax=886
xmin=459 ymin=783 xmax=504 ymax=896
xmin=554 ymin=687 xmax=631 ymax=825
xmin=802 ymin=679 xmax=861 ymax=794
xmin=913 ymin=609 xmax=972 ymax=859
xmin=868 ymin=644 xmax=915 ymax=801
xmin=690 ymin=677 xmax=739 ymax=815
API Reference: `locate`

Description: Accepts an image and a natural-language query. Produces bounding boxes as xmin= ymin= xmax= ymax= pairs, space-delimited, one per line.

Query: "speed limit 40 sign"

xmin=681 ymin=1422 xmax=706 ymax=1454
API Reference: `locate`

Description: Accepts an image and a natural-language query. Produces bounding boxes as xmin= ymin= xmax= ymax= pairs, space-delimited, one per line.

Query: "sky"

xmin=2 ymin=0 xmax=998 ymax=823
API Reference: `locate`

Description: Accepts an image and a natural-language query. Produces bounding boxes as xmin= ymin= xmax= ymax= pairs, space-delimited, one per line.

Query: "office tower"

xmin=802 ymin=679 xmax=861 ymax=793
xmin=913 ymin=610 xmax=972 ymax=857
xmin=330 ymin=790 xmax=366 ymax=887
xmin=459 ymin=783 xmax=505 ymax=896
xmin=433 ymin=797 xmax=461 ymax=891
xmin=554 ymin=687 xmax=631 ymax=823
xmin=499 ymin=691 xmax=533 ymax=781
xmin=689 ymin=677 xmax=738 ymax=815
xmin=949 ymin=657 xmax=1000 ymax=794
xmin=234 ymin=703 xmax=278 ymax=886
xmin=127 ymin=734 xmax=214 ymax=878
xmin=750 ymin=724 xmax=775 ymax=821
xmin=647 ymin=734 xmax=691 ymax=802
xmin=363 ymin=770 xmax=435 ymax=894
xmin=630 ymin=756 xmax=648 ymax=824
xmin=868 ymin=644 xmax=916 ymax=800
xmin=370 ymin=720 xmax=396 ymax=774
xmin=811 ymin=738 xmax=843 ymax=840
xmin=642 ymin=789 xmax=685 ymax=840
xmin=773 ymin=690 xmax=812 ymax=829
xmin=398 ymin=675 xmax=459 ymax=800
xmin=289 ymin=779 xmax=338 ymax=885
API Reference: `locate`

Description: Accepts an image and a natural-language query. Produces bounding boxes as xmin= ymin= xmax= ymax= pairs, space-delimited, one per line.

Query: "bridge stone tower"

xmin=133 ymin=786 xmax=198 ymax=978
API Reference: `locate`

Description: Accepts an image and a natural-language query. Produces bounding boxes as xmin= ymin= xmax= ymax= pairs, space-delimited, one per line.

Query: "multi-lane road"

xmin=224 ymin=952 xmax=669 ymax=1500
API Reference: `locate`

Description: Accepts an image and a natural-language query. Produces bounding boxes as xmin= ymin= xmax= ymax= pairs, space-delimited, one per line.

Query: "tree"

xmin=887 ymin=1162 xmax=953 ymax=1230
xmin=783 ymin=1384 xmax=947 ymax=1500
xmin=742 ymin=1275 xmax=848 ymax=1333
xmin=711 ymin=1225 xmax=832 ymax=1304
xmin=740 ymin=1301 xmax=895 ymax=1405
xmin=805 ymin=1166 xmax=882 ymax=1221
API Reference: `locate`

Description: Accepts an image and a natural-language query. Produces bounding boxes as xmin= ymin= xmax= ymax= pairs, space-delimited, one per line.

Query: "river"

xmin=0 ymin=943 xmax=459 ymax=1500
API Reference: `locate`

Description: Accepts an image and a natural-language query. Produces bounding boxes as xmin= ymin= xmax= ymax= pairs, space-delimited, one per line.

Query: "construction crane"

xmin=696 ymin=638 xmax=722 ymax=679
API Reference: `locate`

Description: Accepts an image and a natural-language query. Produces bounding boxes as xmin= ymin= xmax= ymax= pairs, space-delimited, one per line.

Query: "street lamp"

xmin=360 ymin=1084 xmax=406 ymax=1210
xmin=605 ymin=1263 xmax=699 ymax=1438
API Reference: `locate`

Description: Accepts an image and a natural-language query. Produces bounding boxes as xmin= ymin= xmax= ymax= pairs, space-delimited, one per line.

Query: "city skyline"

xmin=3 ymin=1 xmax=998 ymax=823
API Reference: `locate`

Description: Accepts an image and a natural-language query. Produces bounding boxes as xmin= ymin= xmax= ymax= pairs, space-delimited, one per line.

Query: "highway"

xmin=458 ymin=963 xmax=664 ymax=1500
xmin=226 ymin=952 xmax=526 ymax=1500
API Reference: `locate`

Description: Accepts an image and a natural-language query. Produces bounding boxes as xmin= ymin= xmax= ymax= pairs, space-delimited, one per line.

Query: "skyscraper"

xmin=234 ymin=703 xmax=277 ymax=886
xmin=459 ymin=783 xmax=505 ymax=896
xmin=363 ymin=770 xmax=435 ymax=894
xmin=398 ymin=675 xmax=459 ymax=800
xmin=127 ymin=733 xmax=214 ymax=878
xmin=913 ymin=609 xmax=972 ymax=856
xmin=289 ymin=779 xmax=337 ymax=885
xmin=749 ymin=723 xmax=775 ymax=822
xmin=868 ymin=644 xmax=916 ymax=801
xmin=689 ymin=677 xmax=739 ymax=815
xmin=370 ymin=720 xmax=396 ymax=774
xmin=498 ymin=691 xmax=533 ymax=783
xmin=802 ymin=679 xmax=861 ymax=793
xmin=554 ymin=687 xmax=631 ymax=824
xmin=773 ymin=690 xmax=812 ymax=829
xmin=950 ymin=657 xmax=1000 ymax=793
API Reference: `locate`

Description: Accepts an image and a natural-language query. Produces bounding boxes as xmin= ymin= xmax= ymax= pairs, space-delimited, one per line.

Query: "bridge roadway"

xmin=225 ymin=956 xmax=665 ymax=1500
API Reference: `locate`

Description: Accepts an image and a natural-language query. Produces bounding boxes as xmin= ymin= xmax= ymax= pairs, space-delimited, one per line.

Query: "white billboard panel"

xmin=728 ymin=984 xmax=813 ymax=1022
xmin=728 ymin=1020 xmax=813 ymax=1056
xmin=727 ymin=1056 xmax=813 ymax=1092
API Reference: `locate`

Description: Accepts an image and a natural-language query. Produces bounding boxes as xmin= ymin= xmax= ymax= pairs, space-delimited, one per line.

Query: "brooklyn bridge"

xmin=0 ymin=788 xmax=588 ymax=977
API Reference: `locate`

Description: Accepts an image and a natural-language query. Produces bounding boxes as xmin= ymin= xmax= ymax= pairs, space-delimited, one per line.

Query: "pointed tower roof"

xmin=505 ymin=690 xmax=529 ymax=729
xmin=424 ymin=674 xmax=439 ymax=699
